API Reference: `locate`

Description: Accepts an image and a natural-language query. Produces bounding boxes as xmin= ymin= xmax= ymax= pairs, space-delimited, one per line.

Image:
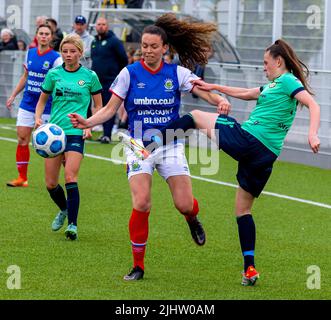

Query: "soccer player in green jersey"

xmin=147 ymin=39 xmax=321 ymax=285
xmin=35 ymin=34 xmax=102 ymax=240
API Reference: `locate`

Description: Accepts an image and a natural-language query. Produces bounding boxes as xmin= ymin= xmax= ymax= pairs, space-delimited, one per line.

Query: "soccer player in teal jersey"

xmin=147 ymin=39 xmax=321 ymax=285
xmin=35 ymin=34 xmax=102 ymax=240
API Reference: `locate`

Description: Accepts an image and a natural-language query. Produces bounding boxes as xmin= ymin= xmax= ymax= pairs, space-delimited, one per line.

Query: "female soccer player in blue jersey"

xmin=69 ymin=13 xmax=230 ymax=280
xmin=146 ymin=39 xmax=321 ymax=286
xmin=35 ymin=34 xmax=103 ymax=240
xmin=6 ymin=24 xmax=62 ymax=187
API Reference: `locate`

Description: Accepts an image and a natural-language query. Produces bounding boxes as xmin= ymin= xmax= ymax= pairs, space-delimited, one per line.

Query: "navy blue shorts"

xmin=64 ymin=135 xmax=85 ymax=154
xmin=215 ymin=115 xmax=277 ymax=197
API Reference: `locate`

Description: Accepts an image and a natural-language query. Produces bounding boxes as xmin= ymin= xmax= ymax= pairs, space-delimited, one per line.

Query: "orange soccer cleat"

xmin=241 ymin=265 xmax=260 ymax=286
xmin=6 ymin=177 xmax=28 ymax=187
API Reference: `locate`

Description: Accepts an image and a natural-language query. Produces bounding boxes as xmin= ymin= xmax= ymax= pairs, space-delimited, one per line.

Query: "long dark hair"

xmin=142 ymin=13 xmax=217 ymax=70
xmin=266 ymin=39 xmax=313 ymax=95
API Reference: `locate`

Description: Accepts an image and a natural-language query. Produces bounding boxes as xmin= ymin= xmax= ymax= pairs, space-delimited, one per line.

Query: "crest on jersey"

xmin=78 ymin=80 xmax=86 ymax=86
xmin=269 ymin=82 xmax=276 ymax=88
xmin=164 ymin=78 xmax=174 ymax=91
xmin=130 ymin=160 xmax=142 ymax=172
xmin=42 ymin=61 xmax=50 ymax=69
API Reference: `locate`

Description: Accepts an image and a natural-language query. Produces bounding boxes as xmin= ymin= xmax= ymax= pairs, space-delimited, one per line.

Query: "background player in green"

xmin=35 ymin=34 xmax=102 ymax=240
xmin=147 ymin=39 xmax=321 ymax=285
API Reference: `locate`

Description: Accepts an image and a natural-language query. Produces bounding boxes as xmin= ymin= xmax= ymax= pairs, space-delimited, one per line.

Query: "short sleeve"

xmin=177 ymin=66 xmax=200 ymax=92
xmin=23 ymin=51 xmax=29 ymax=70
xmin=41 ymin=71 xmax=55 ymax=94
xmin=282 ymin=73 xmax=305 ymax=98
xmin=109 ymin=67 xmax=130 ymax=100
xmin=90 ymin=71 xmax=102 ymax=95
xmin=52 ymin=56 xmax=63 ymax=68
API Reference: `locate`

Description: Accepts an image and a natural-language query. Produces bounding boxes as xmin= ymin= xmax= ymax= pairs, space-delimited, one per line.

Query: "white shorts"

xmin=126 ymin=142 xmax=190 ymax=181
xmin=16 ymin=108 xmax=50 ymax=127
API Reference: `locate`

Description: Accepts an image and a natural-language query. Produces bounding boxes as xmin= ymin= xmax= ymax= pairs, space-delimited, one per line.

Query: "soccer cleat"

xmin=241 ymin=266 xmax=260 ymax=286
xmin=117 ymin=132 xmax=150 ymax=160
xmin=51 ymin=209 xmax=68 ymax=231
xmin=6 ymin=177 xmax=28 ymax=187
xmin=65 ymin=223 xmax=78 ymax=240
xmin=123 ymin=266 xmax=144 ymax=281
xmin=186 ymin=216 xmax=206 ymax=246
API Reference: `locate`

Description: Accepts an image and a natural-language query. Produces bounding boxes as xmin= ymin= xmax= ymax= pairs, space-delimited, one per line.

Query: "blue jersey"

xmin=110 ymin=60 xmax=198 ymax=139
xmin=20 ymin=48 xmax=62 ymax=114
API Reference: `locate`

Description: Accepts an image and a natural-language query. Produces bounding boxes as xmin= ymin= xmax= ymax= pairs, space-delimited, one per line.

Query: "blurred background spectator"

xmin=0 ymin=28 xmax=18 ymax=51
xmin=132 ymin=48 xmax=142 ymax=62
xmin=17 ymin=39 xmax=27 ymax=51
xmin=91 ymin=17 xmax=128 ymax=144
xmin=71 ymin=15 xmax=94 ymax=68
xmin=46 ymin=18 xmax=64 ymax=51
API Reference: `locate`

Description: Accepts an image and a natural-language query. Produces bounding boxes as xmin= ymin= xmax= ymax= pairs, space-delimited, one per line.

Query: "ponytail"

xmin=266 ymin=39 xmax=313 ymax=95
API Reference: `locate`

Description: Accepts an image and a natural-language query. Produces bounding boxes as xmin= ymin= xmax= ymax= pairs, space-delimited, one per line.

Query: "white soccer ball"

xmin=32 ymin=123 xmax=66 ymax=158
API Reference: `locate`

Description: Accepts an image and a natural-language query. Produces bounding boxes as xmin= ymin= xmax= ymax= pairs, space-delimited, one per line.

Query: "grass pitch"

xmin=0 ymin=118 xmax=330 ymax=300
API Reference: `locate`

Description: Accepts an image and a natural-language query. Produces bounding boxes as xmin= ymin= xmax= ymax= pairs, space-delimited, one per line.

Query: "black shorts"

xmin=215 ymin=115 xmax=277 ymax=197
xmin=64 ymin=135 xmax=85 ymax=154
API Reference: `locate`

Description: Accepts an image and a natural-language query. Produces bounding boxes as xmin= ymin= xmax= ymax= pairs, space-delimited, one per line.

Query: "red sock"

xmin=16 ymin=145 xmax=30 ymax=181
xmin=184 ymin=198 xmax=199 ymax=221
xmin=129 ymin=208 xmax=150 ymax=271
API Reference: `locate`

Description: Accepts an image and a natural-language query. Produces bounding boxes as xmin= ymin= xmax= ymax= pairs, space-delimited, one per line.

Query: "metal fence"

xmin=0 ymin=51 xmax=330 ymax=169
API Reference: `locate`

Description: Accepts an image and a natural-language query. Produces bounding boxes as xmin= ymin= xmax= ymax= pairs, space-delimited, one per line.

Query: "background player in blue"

xmin=6 ymin=24 xmax=62 ymax=187
xmin=146 ymin=39 xmax=321 ymax=285
xmin=69 ymin=13 xmax=230 ymax=281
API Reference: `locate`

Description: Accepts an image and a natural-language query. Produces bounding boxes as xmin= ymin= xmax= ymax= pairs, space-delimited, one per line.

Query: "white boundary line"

xmin=1 ymin=135 xmax=330 ymax=210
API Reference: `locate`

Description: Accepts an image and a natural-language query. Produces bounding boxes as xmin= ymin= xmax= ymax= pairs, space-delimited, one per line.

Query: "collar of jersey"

xmin=62 ymin=63 xmax=82 ymax=73
xmin=140 ymin=59 xmax=164 ymax=75
xmin=37 ymin=47 xmax=53 ymax=56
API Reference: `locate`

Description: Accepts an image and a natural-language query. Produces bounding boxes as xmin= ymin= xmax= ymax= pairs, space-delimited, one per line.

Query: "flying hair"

xmin=143 ymin=13 xmax=217 ymax=70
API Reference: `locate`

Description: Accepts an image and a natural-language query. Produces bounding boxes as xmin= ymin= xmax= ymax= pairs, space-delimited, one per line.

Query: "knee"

xmin=133 ymin=196 xmax=151 ymax=213
xmin=45 ymin=179 xmax=58 ymax=190
xmin=64 ymin=172 xmax=77 ymax=184
xmin=174 ymin=199 xmax=193 ymax=215
xmin=17 ymin=135 xmax=30 ymax=146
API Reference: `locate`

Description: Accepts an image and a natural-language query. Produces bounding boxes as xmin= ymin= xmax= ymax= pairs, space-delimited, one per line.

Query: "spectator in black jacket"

xmin=91 ymin=17 xmax=128 ymax=143
xmin=0 ymin=28 xmax=18 ymax=51
xmin=46 ymin=18 xmax=64 ymax=51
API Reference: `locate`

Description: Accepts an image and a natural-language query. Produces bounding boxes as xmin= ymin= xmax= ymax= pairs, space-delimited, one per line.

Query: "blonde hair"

xmin=60 ymin=34 xmax=84 ymax=53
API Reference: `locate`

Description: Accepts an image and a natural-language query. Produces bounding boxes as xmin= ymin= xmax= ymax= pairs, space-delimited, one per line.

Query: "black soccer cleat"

xmin=187 ymin=216 xmax=206 ymax=246
xmin=123 ymin=266 xmax=144 ymax=281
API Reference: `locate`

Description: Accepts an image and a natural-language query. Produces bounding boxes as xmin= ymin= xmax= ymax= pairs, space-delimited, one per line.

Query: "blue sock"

xmin=237 ymin=214 xmax=256 ymax=272
xmin=65 ymin=182 xmax=80 ymax=226
xmin=147 ymin=113 xmax=196 ymax=149
xmin=47 ymin=184 xmax=67 ymax=212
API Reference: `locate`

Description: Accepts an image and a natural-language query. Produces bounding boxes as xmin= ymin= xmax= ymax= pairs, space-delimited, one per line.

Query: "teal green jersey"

xmin=241 ymin=72 xmax=304 ymax=156
xmin=41 ymin=64 xmax=102 ymax=135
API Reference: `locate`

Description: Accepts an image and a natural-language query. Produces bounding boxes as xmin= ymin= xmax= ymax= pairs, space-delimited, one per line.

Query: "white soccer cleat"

xmin=117 ymin=132 xmax=150 ymax=160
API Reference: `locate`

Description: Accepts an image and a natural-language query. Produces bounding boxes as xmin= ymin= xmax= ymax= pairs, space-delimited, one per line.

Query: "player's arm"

xmin=6 ymin=68 xmax=28 ymax=110
xmin=35 ymin=92 xmax=50 ymax=128
xmin=69 ymin=94 xmax=123 ymax=129
xmin=294 ymin=90 xmax=320 ymax=153
xmin=192 ymin=79 xmax=260 ymax=100
xmin=192 ymin=86 xmax=231 ymax=115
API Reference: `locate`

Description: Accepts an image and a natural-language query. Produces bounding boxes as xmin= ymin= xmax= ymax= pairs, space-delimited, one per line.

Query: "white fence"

xmin=181 ymin=62 xmax=331 ymax=169
xmin=0 ymin=51 xmax=330 ymax=169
